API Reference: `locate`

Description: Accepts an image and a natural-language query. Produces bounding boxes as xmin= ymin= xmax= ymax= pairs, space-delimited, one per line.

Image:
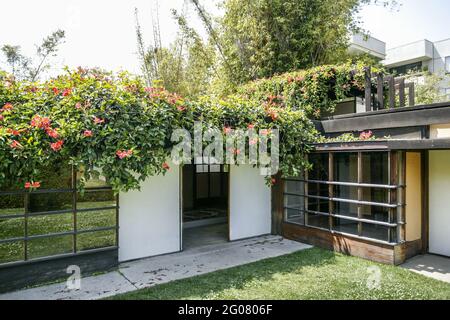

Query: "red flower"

xmin=260 ymin=129 xmax=271 ymax=136
xmin=93 ymin=116 xmax=105 ymax=124
xmin=116 ymin=149 xmax=133 ymax=159
xmin=10 ymin=140 xmax=22 ymax=149
xmin=162 ymin=162 xmax=170 ymax=170
xmin=2 ymin=103 xmax=13 ymax=111
xmin=229 ymin=148 xmax=241 ymax=155
xmin=247 ymin=123 xmax=255 ymax=129
xmin=359 ymin=130 xmax=373 ymax=140
xmin=83 ymin=130 xmax=93 ymax=137
xmin=52 ymin=87 xmax=59 ymax=95
xmin=25 ymin=181 xmax=40 ymax=189
xmin=223 ymin=126 xmax=232 ymax=135
xmin=50 ymin=140 xmax=64 ymax=151
xmin=62 ymin=88 xmax=72 ymax=97
xmin=75 ymin=102 xmax=82 ymax=109
xmin=271 ymin=178 xmax=276 ymax=185
xmin=267 ymin=109 xmax=279 ymax=121
xmin=7 ymin=128 xmax=20 ymax=136
xmin=249 ymin=138 xmax=258 ymax=146
xmin=177 ymin=105 xmax=186 ymax=112
xmin=45 ymin=128 xmax=59 ymax=138
xmin=0 ymin=115 xmax=3 ymax=121
xmin=31 ymin=115 xmax=51 ymax=129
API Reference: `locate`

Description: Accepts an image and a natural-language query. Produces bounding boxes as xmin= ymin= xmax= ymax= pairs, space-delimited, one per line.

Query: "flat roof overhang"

xmin=312 ymin=139 xmax=450 ymax=152
xmin=318 ymin=102 xmax=450 ymax=134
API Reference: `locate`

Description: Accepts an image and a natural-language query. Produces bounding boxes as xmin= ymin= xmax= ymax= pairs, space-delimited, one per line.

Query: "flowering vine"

xmin=0 ymin=63 xmax=376 ymax=192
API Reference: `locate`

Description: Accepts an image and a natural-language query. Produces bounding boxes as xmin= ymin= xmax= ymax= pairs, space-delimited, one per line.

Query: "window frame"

xmin=0 ymin=166 xmax=118 ymax=267
xmin=283 ymin=151 xmax=405 ymax=245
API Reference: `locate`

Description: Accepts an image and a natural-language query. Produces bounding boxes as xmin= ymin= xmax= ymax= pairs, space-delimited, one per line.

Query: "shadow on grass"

xmin=112 ymin=247 xmax=338 ymax=300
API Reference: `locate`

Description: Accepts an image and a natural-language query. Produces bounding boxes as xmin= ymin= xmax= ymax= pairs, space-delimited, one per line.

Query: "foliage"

xmin=407 ymin=71 xmax=450 ymax=105
xmin=134 ymin=8 xmax=215 ymax=98
xmin=316 ymin=131 xmax=386 ymax=143
xmin=237 ymin=62 xmax=379 ymax=118
xmin=0 ymin=63 xmax=372 ymax=192
xmin=1 ymin=30 xmax=65 ymax=81
xmin=203 ymin=0 xmax=397 ymax=94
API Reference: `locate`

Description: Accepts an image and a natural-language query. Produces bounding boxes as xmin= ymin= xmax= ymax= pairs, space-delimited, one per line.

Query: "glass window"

xmin=361 ymin=223 xmax=391 ymax=242
xmin=27 ymin=235 xmax=73 ymax=260
xmin=362 ymin=152 xmax=388 ymax=185
xmin=0 ymin=241 xmax=24 ymax=264
xmin=284 ymin=194 xmax=304 ymax=210
xmin=309 ymin=181 xmax=329 ymax=197
xmin=283 ymin=151 xmax=402 ymax=244
xmin=285 ymin=180 xmax=304 ymax=195
xmin=309 ymin=153 xmax=329 ymax=181
xmin=77 ymin=229 xmax=116 ymax=252
xmin=307 ymin=212 xmax=329 ymax=229
xmin=285 ymin=208 xmax=304 ymax=225
xmin=389 ymin=61 xmax=422 ymax=75
xmin=0 ymin=165 xmax=118 ymax=266
xmin=333 ymin=153 xmax=358 ymax=183
xmin=333 ymin=201 xmax=358 ymax=218
xmin=333 ymin=217 xmax=359 ymax=236
xmin=307 ymin=197 xmax=329 ymax=214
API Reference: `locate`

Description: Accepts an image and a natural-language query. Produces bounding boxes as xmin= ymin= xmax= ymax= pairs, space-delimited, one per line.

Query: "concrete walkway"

xmin=0 ymin=235 xmax=311 ymax=300
xmin=401 ymin=254 xmax=450 ymax=283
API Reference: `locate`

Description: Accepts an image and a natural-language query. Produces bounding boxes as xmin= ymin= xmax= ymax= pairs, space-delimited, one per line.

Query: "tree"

xmin=135 ymin=6 xmax=216 ymax=98
xmin=216 ymin=0 xmax=396 ymax=88
xmin=1 ymin=29 xmax=65 ymax=81
xmin=411 ymin=72 xmax=450 ymax=105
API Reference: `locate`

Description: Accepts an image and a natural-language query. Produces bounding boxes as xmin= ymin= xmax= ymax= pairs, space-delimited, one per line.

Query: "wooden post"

xmin=399 ymin=78 xmax=405 ymax=108
xmin=364 ymin=67 xmax=372 ymax=112
xmin=377 ymin=73 xmax=384 ymax=110
xmin=24 ymin=193 xmax=29 ymax=261
xmin=328 ymin=153 xmax=333 ymax=231
xmin=408 ymin=82 xmax=415 ymax=106
xmin=304 ymin=155 xmax=309 ymax=226
xmin=389 ymin=76 xmax=395 ymax=109
xmin=271 ymin=172 xmax=284 ymax=235
xmin=357 ymin=152 xmax=363 ymax=236
xmin=72 ymin=166 xmax=77 ymax=253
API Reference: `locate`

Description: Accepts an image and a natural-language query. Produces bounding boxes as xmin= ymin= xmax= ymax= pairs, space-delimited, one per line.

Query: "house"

xmin=1 ymin=65 xmax=449 ymax=293
xmin=276 ymin=67 xmax=450 ymax=264
xmin=349 ymin=34 xmax=450 ymax=98
xmin=383 ymin=38 xmax=450 ymax=99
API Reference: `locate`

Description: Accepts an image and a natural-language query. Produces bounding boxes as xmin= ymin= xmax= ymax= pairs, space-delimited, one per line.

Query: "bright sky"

xmin=0 ymin=0 xmax=449 ymax=76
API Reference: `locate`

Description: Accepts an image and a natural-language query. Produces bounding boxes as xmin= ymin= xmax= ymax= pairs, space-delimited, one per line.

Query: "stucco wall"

xmin=119 ymin=164 xmax=181 ymax=262
xmin=430 ymin=123 xmax=450 ymax=139
xmin=229 ymin=165 xmax=271 ymax=240
xmin=429 ymin=150 xmax=450 ymax=256
xmin=405 ymin=152 xmax=422 ymax=242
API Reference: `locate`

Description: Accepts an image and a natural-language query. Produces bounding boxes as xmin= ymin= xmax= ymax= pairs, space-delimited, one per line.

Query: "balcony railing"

xmin=362 ymin=66 xmax=415 ymax=111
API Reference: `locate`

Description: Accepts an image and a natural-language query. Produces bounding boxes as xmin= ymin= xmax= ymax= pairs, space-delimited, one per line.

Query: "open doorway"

xmin=182 ymin=164 xmax=229 ymax=250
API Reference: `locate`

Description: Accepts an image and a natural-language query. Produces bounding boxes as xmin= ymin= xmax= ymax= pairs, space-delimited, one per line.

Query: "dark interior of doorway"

xmin=182 ymin=164 xmax=229 ymax=250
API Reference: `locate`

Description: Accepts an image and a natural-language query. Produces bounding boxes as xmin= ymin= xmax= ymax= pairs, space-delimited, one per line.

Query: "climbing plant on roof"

xmin=0 ymin=63 xmax=379 ymax=192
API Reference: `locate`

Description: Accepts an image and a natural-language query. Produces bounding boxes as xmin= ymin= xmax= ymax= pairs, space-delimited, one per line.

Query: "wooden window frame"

xmin=283 ymin=151 xmax=406 ymax=245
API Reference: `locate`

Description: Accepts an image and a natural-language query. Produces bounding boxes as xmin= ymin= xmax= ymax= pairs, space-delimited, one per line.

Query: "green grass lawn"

xmin=0 ymin=201 xmax=116 ymax=263
xmin=111 ymin=248 xmax=450 ymax=300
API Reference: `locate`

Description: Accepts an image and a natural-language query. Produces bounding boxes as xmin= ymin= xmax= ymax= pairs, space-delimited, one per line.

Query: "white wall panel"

xmin=229 ymin=165 xmax=271 ymax=241
xmin=429 ymin=151 xmax=450 ymax=257
xmin=119 ymin=165 xmax=181 ymax=262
